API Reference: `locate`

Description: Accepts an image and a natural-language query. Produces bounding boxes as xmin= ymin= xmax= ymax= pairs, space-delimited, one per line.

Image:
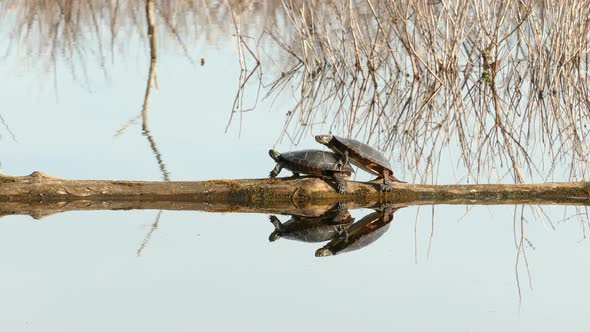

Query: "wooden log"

xmin=0 ymin=172 xmax=589 ymax=218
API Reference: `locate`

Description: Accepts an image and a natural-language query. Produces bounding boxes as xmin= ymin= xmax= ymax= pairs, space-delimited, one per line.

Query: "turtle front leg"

xmin=331 ymin=173 xmax=348 ymax=194
xmin=269 ymin=163 xmax=283 ymax=178
xmin=380 ymin=169 xmax=394 ymax=192
xmin=268 ymin=215 xmax=283 ymax=242
xmin=336 ymin=150 xmax=349 ymax=170
xmin=268 ymin=215 xmax=282 ymax=229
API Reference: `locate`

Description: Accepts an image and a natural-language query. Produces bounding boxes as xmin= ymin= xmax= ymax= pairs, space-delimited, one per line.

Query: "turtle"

xmin=315 ymin=135 xmax=405 ymax=192
xmin=268 ymin=149 xmax=354 ymax=194
xmin=315 ymin=206 xmax=402 ymax=257
xmin=268 ymin=204 xmax=354 ymax=242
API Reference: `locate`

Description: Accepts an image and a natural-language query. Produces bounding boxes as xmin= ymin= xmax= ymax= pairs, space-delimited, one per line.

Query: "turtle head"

xmin=268 ymin=149 xmax=282 ymax=162
xmin=268 ymin=231 xmax=281 ymax=242
xmin=315 ymin=247 xmax=334 ymax=257
xmin=314 ymin=135 xmax=333 ymax=146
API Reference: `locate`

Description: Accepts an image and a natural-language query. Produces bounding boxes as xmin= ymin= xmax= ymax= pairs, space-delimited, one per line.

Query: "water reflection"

xmin=136 ymin=209 xmax=164 ymax=257
xmin=268 ymin=204 xmax=404 ymax=257
xmin=3 ymin=0 xmax=589 ymax=183
xmin=268 ymin=203 xmax=353 ymax=242
xmin=0 ymin=204 xmax=588 ymax=330
xmin=316 ymin=206 xmax=402 ymax=257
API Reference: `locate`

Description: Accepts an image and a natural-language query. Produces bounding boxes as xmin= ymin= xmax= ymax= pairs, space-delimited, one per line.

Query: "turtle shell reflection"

xmin=268 ymin=204 xmax=354 ymax=243
xmin=315 ymin=207 xmax=403 ymax=257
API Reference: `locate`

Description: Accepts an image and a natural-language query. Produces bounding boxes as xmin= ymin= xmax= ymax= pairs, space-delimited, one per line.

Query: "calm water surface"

xmin=1 ymin=207 xmax=589 ymax=331
xmin=0 ymin=4 xmax=589 ymax=332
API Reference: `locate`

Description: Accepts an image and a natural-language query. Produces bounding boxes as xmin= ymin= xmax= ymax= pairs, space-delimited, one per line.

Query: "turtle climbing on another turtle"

xmin=268 ymin=149 xmax=354 ymax=194
xmin=315 ymin=135 xmax=405 ymax=192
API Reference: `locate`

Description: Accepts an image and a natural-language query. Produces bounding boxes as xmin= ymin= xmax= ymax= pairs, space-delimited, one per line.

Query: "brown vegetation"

xmin=264 ymin=0 xmax=590 ymax=184
xmin=1 ymin=0 xmax=589 ymax=184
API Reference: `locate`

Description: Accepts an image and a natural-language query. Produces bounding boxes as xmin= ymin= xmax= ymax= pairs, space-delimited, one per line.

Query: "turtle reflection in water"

xmin=315 ymin=207 xmax=403 ymax=257
xmin=268 ymin=204 xmax=354 ymax=243
xmin=315 ymin=135 xmax=405 ymax=192
xmin=268 ymin=149 xmax=354 ymax=194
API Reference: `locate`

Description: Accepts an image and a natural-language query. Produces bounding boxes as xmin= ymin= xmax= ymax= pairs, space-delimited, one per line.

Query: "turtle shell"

xmin=281 ymin=149 xmax=354 ymax=174
xmin=330 ymin=136 xmax=392 ymax=176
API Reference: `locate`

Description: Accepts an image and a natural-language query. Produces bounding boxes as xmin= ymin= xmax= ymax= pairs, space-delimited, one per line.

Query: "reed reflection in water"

xmin=1 ymin=0 xmax=589 ymax=184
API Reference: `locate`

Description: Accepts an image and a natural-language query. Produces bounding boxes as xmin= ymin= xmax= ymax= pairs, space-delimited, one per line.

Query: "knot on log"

xmin=29 ymin=171 xmax=61 ymax=182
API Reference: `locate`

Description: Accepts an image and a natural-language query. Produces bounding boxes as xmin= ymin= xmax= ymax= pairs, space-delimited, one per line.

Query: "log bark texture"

xmin=1 ymin=172 xmax=589 ymax=218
